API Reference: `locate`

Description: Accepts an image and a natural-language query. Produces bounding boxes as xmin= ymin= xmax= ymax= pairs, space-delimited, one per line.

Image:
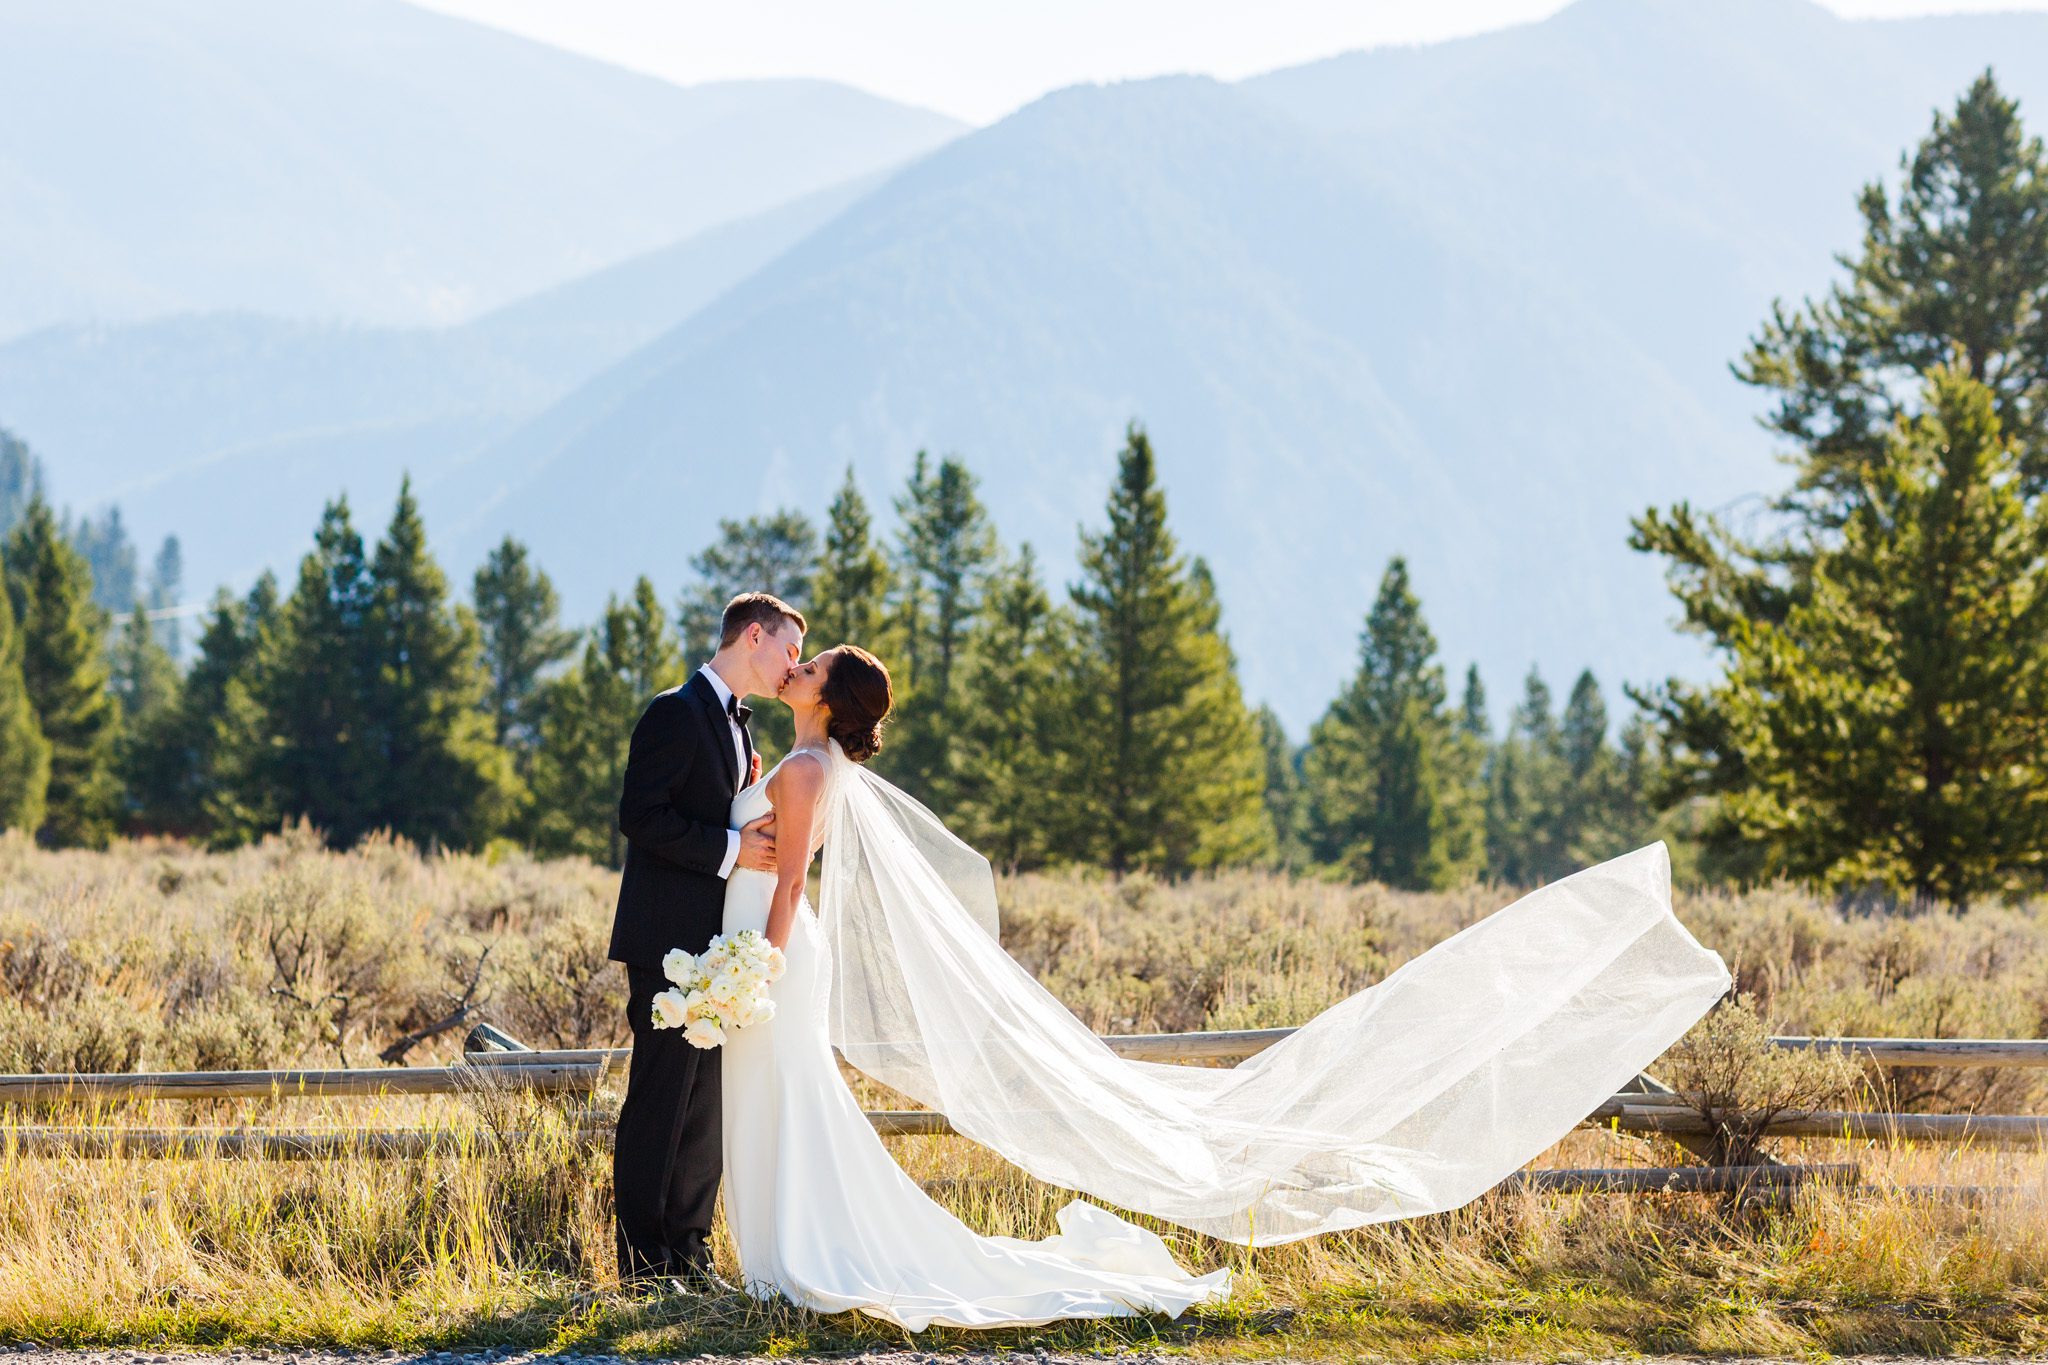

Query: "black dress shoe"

xmin=671 ymin=1265 xmax=740 ymax=1296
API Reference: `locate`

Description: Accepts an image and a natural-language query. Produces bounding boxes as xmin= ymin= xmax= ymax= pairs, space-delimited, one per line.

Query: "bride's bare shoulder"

xmin=765 ymin=748 xmax=828 ymax=806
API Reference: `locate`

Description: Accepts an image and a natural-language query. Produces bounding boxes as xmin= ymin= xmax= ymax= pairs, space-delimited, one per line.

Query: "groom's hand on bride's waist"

xmin=736 ymin=813 xmax=777 ymax=873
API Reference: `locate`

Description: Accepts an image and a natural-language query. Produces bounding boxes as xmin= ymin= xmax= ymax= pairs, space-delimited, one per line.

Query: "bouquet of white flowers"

xmin=652 ymin=929 xmax=788 ymax=1049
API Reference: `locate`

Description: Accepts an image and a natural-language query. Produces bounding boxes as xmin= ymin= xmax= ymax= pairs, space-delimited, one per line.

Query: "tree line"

xmin=0 ymin=417 xmax=1667 ymax=884
xmin=3 ymin=72 xmax=2045 ymax=907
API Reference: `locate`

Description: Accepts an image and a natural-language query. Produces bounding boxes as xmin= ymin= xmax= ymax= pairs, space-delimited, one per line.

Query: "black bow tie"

xmin=725 ymin=693 xmax=751 ymax=726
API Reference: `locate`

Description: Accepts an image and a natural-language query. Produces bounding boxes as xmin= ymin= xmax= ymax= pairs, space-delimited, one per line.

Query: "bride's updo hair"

xmin=820 ymin=645 xmax=892 ymax=763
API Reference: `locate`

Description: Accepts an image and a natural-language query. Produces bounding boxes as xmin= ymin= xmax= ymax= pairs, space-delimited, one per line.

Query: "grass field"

xmin=2 ymin=827 xmax=2046 ymax=1358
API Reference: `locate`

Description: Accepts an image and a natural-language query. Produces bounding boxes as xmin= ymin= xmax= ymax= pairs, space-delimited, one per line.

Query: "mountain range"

xmin=9 ymin=0 xmax=2048 ymax=729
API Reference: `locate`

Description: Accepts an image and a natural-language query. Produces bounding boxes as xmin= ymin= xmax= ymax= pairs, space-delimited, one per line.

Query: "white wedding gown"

xmin=719 ymin=746 xmax=1232 ymax=1330
xmin=718 ymin=739 xmax=1731 ymax=1329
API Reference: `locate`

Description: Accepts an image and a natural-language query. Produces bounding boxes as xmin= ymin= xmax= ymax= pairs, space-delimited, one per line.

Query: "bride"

xmin=717 ymin=644 xmax=1731 ymax=1330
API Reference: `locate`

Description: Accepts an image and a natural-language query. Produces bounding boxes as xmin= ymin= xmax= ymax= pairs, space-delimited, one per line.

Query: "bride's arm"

xmin=761 ymin=752 xmax=825 ymax=951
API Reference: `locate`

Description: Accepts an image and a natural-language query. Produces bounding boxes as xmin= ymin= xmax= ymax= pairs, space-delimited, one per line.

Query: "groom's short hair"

xmin=719 ymin=592 xmax=806 ymax=648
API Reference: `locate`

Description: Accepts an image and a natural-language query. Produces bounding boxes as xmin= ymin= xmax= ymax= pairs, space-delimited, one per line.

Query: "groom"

xmin=609 ymin=591 xmax=806 ymax=1291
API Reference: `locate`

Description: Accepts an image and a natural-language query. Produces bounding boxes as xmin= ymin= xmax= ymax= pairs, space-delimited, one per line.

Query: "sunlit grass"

xmin=6 ymin=830 xmax=2048 ymax=1355
xmin=0 ymin=1084 xmax=2043 ymax=1359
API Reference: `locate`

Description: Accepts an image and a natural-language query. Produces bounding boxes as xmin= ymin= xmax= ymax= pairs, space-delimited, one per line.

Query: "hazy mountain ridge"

xmin=0 ymin=0 xmax=962 ymax=339
xmin=15 ymin=0 xmax=2048 ymax=727
xmin=426 ymin=71 xmax=1736 ymax=729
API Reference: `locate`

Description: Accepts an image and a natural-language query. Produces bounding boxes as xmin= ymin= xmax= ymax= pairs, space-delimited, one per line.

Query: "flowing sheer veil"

xmin=814 ymin=740 xmax=1732 ymax=1244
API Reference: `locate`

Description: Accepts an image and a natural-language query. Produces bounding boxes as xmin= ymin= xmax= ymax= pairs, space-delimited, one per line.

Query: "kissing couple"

xmin=605 ymin=591 xmax=1732 ymax=1330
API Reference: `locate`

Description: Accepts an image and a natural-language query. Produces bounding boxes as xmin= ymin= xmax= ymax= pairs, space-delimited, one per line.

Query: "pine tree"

xmin=675 ymin=512 xmax=818 ymax=662
xmin=132 ymin=580 xmax=264 ymax=839
xmin=1440 ymin=663 xmax=1492 ymax=881
xmin=1638 ymin=78 xmax=2048 ymax=901
xmin=107 ymin=602 xmax=182 ymax=833
xmin=362 ymin=478 xmax=518 ymax=849
xmin=809 ymin=467 xmax=892 ymax=649
xmin=473 ymin=536 xmax=576 ymax=753
xmin=1568 ymin=669 xmax=1643 ymax=863
xmin=0 ymin=571 xmax=49 ymax=832
xmin=620 ymin=576 xmax=685 ymax=703
xmin=885 ymin=453 xmax=996 ymax=801
xmin=1064 ymin=425 xmax=1270 ymax=872
xmin=148 ymin=535 xmax=184 ymax=660
xmin=527 ymin=601 xmax=640 ymax=866
xmin=1485 ymin=666 xmax=1573 ymax=884
xmin=2 ymin=497 xmax=118 ymax=847
xmin=1459 ymin=665 xmax=1489 ymax=742
xmin=108 ymin=603 xmax=178 ymax=722
xmin=0 ymin=428 xmax=41 ymax=540
xmin=1740 ymin=72 xmax=2048 ymax=501
xmin=1660 ymin=366 xmax=2048 ymax=906
xmin=214 ymin=498 xmax=379 ymax=847
xmin=1302 ymin=558 xmax=1473 ymax=888
xmin=1254 ymin=705 xmax=1303 ymax=867
xmin=68 ymin=505 xmax=138 ymax=615
xmin=943 ymin=546 xmax=1072 ymax=868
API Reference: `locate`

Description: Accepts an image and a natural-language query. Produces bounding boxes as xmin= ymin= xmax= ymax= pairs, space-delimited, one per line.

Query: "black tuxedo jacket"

xmin=608 ymin=672 xmax=754 ymax=968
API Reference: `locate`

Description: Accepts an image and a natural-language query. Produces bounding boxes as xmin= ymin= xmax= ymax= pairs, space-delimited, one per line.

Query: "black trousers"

xmin=613 ymin=963 xmax=722 ymax=1280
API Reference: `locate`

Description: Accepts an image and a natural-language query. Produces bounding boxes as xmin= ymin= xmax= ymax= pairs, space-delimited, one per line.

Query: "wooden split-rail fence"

xmin=0 ymin=1022 xmax=2042 ymax=1197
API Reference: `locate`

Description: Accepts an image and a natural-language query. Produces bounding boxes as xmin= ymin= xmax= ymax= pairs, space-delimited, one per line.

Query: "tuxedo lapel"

xmin=686 ymin=671 xmax=741 ymax=794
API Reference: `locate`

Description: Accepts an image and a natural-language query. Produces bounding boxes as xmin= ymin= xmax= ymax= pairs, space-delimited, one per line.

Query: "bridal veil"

xmin=814 ymin=741 xmax=1732 ymax=1245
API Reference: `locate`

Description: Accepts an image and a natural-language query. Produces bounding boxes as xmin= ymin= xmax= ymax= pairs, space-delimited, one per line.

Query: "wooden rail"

xmin=0 ymin=1127 xmax=485 ymax=1158
xmin=0 ymin=1060 xmax=598 ymax=1103
xmin=18 ymin=1102 xmax=2023 ymax=1153
xmin=459 ymin=1030 xmax=2048 ymax=1071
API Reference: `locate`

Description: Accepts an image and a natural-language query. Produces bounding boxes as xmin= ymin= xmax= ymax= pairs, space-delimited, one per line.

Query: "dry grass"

xmin=3 ymin=829 xmax=2048 ymax=1357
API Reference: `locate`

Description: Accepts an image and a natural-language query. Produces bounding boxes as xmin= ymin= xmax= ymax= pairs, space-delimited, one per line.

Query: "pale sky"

xmin=411 ymin=0 xmax=2048 ymax=125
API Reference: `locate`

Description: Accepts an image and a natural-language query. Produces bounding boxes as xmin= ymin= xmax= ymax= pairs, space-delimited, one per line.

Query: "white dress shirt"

xmin=698 ymin=665 xmax=748 ymax=879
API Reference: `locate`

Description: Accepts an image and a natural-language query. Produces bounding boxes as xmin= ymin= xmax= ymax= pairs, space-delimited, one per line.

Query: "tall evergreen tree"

xmin=620 ymin=576 xmax=685 ymax=702
xmin=1638 ymin=79 xmax=2048 ymax=899
xmin=362 ymin=478 xmax=518 ymax=849
xmin=1254 ymin=705 xmax=1303 ymax=867
xmin=107 ymin=602 xmax=182 ymax=833
xmin=68 ymin=506 xmax=138 ymax=615
xmin=473 ymin=536 xmax=576 ymax=753
xmin=675 ymin=512 xmax=818 ymax=662
xmin=2 ymin=498 xmax=118 ymax=847
xmin=885 ymin=453 xmax=997 ymax=799
xmin=809 ymin=467 xmax=892 ymax=649
xmin=214 ymin=498 xmax=379 ymax=847
xmin=1302 ymin=558 xmax=1475 ymax=888
xmin=1063 ymin=425 xmax=1270 ymax=872
xmin=128 ymin=580 xmax=265 ymax=838
xmin=527 ymin=598 xmax=641 ymax=866
xmin=1441 ymin=662 xmax=1492 ymax=881
xmin=1560 ymin=670 xmax=1608 ymax=783
xmin=0 ymin=570 xmax=49 ymax=833
xmin=943 ymin=546 xmax=1072 ymax=868
xmin=1485 ymin=666 xmax=1573 ymax=884
xmin=1648 ymin=365 xmax=2048 ymax=906
xmin=0 ymin=430 xmax=43 ymax=542
xmin=108 ymin=603 xmax=178 ymax=723
xmin=1560 ymin=669 xmax=1634 ymax=863
xmin=1459 ymin=664 xmax=1490 ymax=742
xmin=1740 ymin=72 xmax=2048 ymax=502
xmin=148 ymin=535 xmax=184 ymax=660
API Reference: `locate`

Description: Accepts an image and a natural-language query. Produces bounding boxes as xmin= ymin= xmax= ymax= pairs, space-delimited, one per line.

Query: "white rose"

xmin=747 ymin=992 xmax=777 ymax=1025
xmin=764 ymin=948 xmax=787 ymax=982
xmin=661 ymin=948 xmax=696 ymax=986
xmin=682 ymin=1016 xmax=725 ymax=1049
xmin=650 ymin=988 xmax=688 ymax=1029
